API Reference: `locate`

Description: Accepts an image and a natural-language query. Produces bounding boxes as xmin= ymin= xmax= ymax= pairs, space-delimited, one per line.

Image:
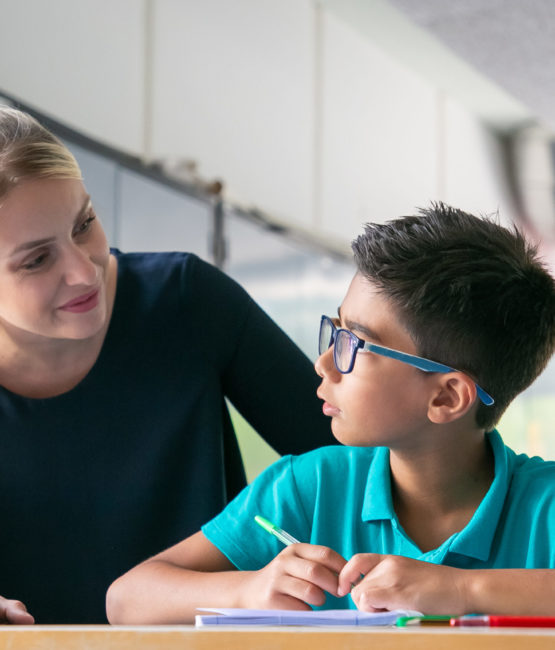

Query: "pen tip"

xmin=254 ymin=515 xmax=270 ymax=526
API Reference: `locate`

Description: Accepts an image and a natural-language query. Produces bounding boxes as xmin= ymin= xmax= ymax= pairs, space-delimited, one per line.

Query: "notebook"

xmin=195 ymin=607 xmax=420 ymax=627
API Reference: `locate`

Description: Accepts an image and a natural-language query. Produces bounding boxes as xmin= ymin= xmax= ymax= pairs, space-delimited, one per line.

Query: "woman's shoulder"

xmin=112 ymin=249 xmax=200 ymax=276
xmin=110 ymin=250 xmax=253 ymax=344
xmin=113 ymin=249 xmax=244 ymax=300
xmin=112 ymin=250 xmax=207 ymax=303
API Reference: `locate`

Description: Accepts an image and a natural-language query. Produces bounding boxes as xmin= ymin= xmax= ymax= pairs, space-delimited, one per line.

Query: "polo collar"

xmin=361 ymin=445 xmax=393 ymax=521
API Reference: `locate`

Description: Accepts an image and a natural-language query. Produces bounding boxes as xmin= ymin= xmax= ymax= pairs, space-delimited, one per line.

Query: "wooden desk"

xmin=0 ymin=625 xmax=554 ymax=650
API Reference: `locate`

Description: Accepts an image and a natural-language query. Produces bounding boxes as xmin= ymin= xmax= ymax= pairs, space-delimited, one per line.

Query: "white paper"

xmin=195 ymin=607 xmax=420 ymax=627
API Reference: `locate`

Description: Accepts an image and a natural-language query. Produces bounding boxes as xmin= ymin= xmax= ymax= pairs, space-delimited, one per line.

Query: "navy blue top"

xmin=0 ymin=251 xmax=334 ymax=623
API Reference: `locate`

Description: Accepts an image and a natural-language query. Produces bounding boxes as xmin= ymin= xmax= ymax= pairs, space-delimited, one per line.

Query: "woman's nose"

xmin=63 ymin=246 xmax=98 ymax=286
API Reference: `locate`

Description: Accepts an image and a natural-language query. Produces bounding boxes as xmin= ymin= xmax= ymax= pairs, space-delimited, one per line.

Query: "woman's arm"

xmin=189 ymin=257 xmax=335 ymax=455
xmin=223 ymin=298 xmax=336 ymax=454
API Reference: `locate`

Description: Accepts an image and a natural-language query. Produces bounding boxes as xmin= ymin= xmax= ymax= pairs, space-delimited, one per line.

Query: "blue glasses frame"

xmin=319 ymin=315 xmax=494 ymax=406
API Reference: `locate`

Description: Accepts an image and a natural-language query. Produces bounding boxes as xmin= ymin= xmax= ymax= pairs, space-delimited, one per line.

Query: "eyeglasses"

xmin=318 ymin=315 xmax=494 ymax=406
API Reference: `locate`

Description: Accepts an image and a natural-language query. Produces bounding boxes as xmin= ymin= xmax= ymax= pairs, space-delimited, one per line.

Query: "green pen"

xmin=254 ymin=515 xmax=300 ymax=546
xmin=396 ymin=615 xmax=452 ymax=627
xmin=255 ymin=515 xmax=363 ymax=592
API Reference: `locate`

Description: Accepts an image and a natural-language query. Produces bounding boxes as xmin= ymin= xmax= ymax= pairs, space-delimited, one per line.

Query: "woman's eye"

xmin=74 ymin=213 xmax=96 ymax=235
xmin=21 ymin=252 xmax=49 ymax=270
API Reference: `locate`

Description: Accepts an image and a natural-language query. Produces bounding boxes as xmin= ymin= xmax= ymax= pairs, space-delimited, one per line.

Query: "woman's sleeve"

xmin=186 ymin=255 xmax=336 ymax=456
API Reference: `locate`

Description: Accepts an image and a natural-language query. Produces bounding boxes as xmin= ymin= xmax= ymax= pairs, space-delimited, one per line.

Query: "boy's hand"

xmin=243 ymin=543 xmax=347 ymax=610
xmin=338 ymin=554 xmax=469 ymax=615
xmin=0 ymin=596 xmax=34 ymax=624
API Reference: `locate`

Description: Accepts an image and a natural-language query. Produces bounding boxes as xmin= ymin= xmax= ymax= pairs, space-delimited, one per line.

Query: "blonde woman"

xmin=0 ymin=107 xmax=333 ymax=623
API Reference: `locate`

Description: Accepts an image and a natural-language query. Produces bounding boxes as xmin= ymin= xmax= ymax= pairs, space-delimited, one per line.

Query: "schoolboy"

xmin=107 ymin=203 xmax=555 ymax=624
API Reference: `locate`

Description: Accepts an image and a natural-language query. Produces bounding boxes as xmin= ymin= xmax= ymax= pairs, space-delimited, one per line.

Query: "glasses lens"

xmin=335 ymin=329 xmax=355 ymax=373
xmin=319 ymin=317 xmax=334 ymax=356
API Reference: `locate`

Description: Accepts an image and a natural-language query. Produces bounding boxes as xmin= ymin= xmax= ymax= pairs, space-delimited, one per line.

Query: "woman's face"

xmin=0 ymin=177 xmax=113 ymax=343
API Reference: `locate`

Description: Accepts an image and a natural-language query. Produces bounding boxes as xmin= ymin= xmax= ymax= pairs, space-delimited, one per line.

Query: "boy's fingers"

xmin=290 ymin=543 xmax=347 ymax=574
xmin=337 ymin=553 xmax=383 ymax=597
xmin=262 ymin=578 xmax=314 ymax=611
xmin=274 ymin=544 xmax=347 ymax=598
xmin=278 ymin=574 xmax=328 ymax=607
xmin=284 ymin=555 xmax=341 ymax=597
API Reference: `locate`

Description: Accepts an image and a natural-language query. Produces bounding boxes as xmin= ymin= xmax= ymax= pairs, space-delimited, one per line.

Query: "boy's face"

xmin=315 ymin=273 xmax=434 ymax=448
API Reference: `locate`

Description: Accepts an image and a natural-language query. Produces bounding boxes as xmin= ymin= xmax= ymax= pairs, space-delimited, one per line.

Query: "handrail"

xmin=0 ymin=89 xmax=351 ymax=263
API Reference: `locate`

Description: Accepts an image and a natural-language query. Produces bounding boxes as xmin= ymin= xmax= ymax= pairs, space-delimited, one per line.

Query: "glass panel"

xmin=225 ymin=213 xmax=354 ymax=359
xmin=63 ymin=140 xmax=119 ymax=246
xmin=118 ymin=169 xmax=211 ymax=258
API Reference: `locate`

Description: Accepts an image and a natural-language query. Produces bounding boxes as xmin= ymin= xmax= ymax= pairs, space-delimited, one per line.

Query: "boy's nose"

xmin=314 ymin=345 xmax=338 ymax=378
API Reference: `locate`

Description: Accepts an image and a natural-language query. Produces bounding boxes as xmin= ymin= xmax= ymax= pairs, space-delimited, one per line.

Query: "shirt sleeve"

xmin=183 ymin=255 xmax=336 ymax=456
xmin=201 ymin=454 xmax=312 ymax=570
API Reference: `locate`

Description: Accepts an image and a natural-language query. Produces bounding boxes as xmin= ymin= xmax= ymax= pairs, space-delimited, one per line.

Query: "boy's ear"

xmin=427 ymin=373 xmax=478 ymax=424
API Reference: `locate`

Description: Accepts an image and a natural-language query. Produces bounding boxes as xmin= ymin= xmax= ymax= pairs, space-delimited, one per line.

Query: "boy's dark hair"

xmin=352 ymin=202 xmax=555 ymax=430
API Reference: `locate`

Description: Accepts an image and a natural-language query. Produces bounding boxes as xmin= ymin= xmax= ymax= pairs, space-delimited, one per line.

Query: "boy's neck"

xmin=389 ymin=424 xmax=494 ymax=553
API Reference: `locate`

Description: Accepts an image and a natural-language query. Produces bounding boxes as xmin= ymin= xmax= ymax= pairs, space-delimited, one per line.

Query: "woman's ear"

xmin=427 ymin=373 xmax=477 ymax=424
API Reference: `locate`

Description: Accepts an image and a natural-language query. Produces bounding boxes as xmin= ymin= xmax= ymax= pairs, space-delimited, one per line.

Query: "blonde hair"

xmin=0 ymin=106 xmax=82 ymax=199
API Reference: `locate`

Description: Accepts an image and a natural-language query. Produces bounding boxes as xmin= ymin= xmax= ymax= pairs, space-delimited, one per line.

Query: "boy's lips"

xmin=322 ymin=401 xmax=341 ymax=417
xmin=318 ymin=391 xmax=341 ymax=416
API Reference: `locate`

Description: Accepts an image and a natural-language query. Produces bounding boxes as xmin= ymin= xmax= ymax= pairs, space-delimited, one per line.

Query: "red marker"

xmin=451 ymin=615 xmax=555 ymax=628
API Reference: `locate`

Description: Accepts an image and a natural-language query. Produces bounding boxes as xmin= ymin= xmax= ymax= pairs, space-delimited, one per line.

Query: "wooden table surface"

xmin=0 ymin=625 xmax=554 ymax=650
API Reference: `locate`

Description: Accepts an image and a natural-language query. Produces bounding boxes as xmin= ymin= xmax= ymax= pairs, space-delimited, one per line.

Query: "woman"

xmin=0 ymin=107 xmax=334 ymax=623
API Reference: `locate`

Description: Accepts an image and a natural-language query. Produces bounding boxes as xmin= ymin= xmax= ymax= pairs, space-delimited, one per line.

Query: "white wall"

xmin=0 ymin=0 xmax=145 ymax=153
xmin=318 ymin=10 xmax=439 ymax=237
xmin=0 ymin=0 xmax=519 ymax=243
xmin=152 ymin=0 xmax=315 ymax=228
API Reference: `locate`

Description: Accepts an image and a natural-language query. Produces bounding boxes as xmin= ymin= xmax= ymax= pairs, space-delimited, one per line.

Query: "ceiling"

xmin=321 ymin=0 xmax=555 ymax=133
xmin=386 ymin=0 xmax=555 ymax=133
xmin=319 ymin=0 xmax=555 ymax=251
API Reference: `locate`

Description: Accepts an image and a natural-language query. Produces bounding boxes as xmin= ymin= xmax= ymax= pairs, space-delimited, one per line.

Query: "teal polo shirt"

xmin=202 ymin=430 xmax=555 ymax=609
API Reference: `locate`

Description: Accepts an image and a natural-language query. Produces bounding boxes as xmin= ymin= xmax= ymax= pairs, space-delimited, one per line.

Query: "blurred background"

xmin=1 ymin=0 xmax=554 ymax=477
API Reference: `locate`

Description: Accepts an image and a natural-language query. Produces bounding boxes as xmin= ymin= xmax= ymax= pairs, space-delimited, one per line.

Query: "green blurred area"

xmin=498 ymin=395 xmax=555 ymax=460
xmin=230 ymin=405 xmax=280 ymax=483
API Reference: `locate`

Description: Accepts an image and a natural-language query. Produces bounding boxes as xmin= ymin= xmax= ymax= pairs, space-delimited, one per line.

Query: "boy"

xmin=107 ymin=203 xmax=555 ymax=623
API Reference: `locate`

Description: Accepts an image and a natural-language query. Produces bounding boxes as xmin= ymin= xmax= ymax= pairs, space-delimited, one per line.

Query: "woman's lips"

xmin=59 ymin=289 xmax=99 ymax=313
